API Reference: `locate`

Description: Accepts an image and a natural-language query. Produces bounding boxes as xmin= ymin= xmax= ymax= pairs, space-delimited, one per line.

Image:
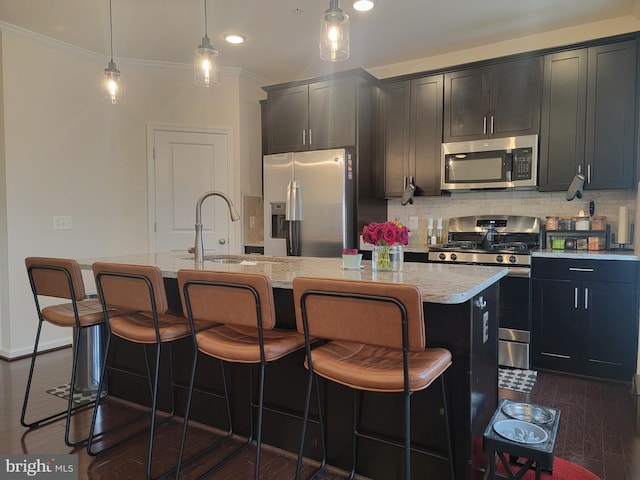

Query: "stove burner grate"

xmin=441 ymin=241 xmax=479 ymax=250
xmin=490 ymin=242 xmax=529 ymax=252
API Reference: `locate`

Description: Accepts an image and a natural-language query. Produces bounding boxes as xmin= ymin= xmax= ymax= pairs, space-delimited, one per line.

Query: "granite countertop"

xmin=78 ymin=252 xmax=507 ymax=305
xmin=532 ymin=249 xmax=640 ymax=261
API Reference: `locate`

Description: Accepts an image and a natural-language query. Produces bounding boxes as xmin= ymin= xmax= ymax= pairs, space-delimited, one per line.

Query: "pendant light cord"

xmin=203 ymin=0 xmax=208 ymax=37
xmin=108 ymin=0 xmax=114 ymax=62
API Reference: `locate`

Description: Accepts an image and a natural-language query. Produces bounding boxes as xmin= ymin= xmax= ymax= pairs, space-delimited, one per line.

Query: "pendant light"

xmin=320 ymin=0 xmax=350 ymax=62
xmin=194 ymin=0 xmax=220 ymax=87
xmin=102 ymin=0 xmax=124 ymax=104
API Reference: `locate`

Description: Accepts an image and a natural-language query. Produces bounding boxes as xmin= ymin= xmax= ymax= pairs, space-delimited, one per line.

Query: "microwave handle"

xmin=505 ymin=152 xmax=513 ymax=182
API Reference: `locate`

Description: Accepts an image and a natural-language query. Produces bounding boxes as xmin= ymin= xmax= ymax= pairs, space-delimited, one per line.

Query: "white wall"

xmin=0 ymin=29 xmax=266 ymax=358
xmin=370 ymin=15 xmax=640 ymax=79
xmin=0 ymin=32 xmax=7 ymax=351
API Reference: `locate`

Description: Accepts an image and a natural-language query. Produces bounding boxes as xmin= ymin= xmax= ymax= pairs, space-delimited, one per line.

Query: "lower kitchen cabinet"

xmin=532 ymin=257 xmax=639 ymax=381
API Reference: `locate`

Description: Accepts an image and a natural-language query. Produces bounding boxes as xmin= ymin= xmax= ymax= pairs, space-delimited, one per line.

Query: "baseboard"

xmin=0 ymin=339 xmax=72 ymax=362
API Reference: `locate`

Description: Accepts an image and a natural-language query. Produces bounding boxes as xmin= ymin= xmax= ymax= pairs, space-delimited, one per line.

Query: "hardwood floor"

xmin=2 ymin=348 xmax=639 ymax=479
xmin=500 ymin=369 xmax=640 ymax=480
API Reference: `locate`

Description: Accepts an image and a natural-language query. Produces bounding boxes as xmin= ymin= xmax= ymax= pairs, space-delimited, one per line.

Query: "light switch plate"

xmin=53 ymin=216 xmax=72 ymax=230
xmin=409 ymin=216 xmax=419 ymax=231
xmin=249 ymin=216 xmax=256 ymax=229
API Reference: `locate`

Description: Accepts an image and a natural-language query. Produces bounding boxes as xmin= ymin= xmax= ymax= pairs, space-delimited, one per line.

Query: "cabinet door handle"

xmin=584 ymin=287 xmax=589 ymax=310
xmin=309 ymin=129 xmax=312 ymax=145
xmin=587 ymin=164 xmax=591 ymax=184
xmin=578 ymin=165 xmax=582 ymax=174
xmin=302 ymin=129 xmax=306 ymax=145
xmin=574 ymin=287 xmax=579 ymax=309
xmin=490 ymin=115 xmax=495 ymax=134
xmin=483 ymin=116 xmax=487 ymax=135
xmin=403 ymin=176 xmax=408 ymax=190
xmin=568 ymin=267 xmax=594 ymax=272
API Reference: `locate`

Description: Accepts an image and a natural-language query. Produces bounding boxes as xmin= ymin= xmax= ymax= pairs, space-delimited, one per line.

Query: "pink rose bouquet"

xmin=361 ymin=221 xmax=409 ymax=247
xmin=362 ymin=221 xmax=408 ymax=271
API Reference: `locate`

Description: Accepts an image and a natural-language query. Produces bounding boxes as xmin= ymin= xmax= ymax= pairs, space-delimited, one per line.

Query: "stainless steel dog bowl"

xmin=502 ymin=402 xmax=554 ymax=424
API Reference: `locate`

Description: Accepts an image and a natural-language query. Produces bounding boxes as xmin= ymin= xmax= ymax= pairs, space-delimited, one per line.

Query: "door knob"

xmin=219 ymin=238 xmax=226 ymax=245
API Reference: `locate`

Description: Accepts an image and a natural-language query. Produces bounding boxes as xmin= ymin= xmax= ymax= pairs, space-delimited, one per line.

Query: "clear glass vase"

xmin=372 ymin=244 xmax=404 ymax=272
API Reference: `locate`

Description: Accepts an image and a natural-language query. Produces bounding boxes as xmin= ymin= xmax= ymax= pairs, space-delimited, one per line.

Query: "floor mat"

xmin=46 ymin=384 xmax=103 ymax=405
xmin=498 ymin=368 xmax=537 ymax=393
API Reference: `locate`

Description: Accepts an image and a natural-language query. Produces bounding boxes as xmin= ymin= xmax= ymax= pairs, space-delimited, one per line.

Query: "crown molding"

xmin=0 ymin=20 xmax=254 ymax=78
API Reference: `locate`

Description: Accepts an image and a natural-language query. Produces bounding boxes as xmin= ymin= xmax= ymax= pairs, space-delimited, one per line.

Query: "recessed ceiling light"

xmin=353 ymin=0 xmax=375 ymax=11
xmin=224 ymin=34 xmax=245 ymax=44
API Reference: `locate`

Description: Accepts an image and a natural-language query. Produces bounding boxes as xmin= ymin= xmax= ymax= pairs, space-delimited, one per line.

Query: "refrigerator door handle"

xmin=286 ymin=180 xmax=303 ymax=221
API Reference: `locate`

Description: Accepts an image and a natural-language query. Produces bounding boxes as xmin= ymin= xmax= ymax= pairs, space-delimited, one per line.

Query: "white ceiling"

xmin=0 ymin=0 xmax=636 ymax=84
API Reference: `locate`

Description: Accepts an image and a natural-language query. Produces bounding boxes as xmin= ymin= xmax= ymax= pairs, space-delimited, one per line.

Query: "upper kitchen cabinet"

xmin=585 ymin=40 xmax=637 ymax=190
xmin=443 ymin=57 xmax=541 ymax=142
xmin=539 ymin=39 xmax=637 ymax=191
xmin=538 ymin=50 xmax=587 ymax=191
xmin=263 ymin=69 xmax=375 ymax=154
xmin=378 ymin=74 xmax=443 ymax=198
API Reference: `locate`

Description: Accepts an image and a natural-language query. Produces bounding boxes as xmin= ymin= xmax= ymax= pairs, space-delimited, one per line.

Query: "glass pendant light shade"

xmin=194 ymin=34 xmax=220 ymax=87
xmin=102 ymin=0 xmax=124 ymax=104
xmin=320 ymin=0 xmax=350 ymax=62
xmin=102 ymin=60 xmax=124 ymax=104
xmin=194 ymin=0 xmax=220 ymax=87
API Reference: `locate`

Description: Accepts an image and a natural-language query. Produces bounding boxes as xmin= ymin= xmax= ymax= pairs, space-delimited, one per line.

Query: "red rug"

xmin=497 ymin=456 xmax=601 ymax=480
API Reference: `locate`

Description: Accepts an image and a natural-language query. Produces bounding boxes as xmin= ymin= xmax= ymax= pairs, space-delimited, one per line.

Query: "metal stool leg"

xmin=441 ymin=375 xmax=455 ymax=480
xmin=349 ymin=389 xmax=361 ymax=480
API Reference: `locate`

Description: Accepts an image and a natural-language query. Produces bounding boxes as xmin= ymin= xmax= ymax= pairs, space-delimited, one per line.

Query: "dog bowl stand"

xmin=483 ymin=398 xmax=561 ymax=480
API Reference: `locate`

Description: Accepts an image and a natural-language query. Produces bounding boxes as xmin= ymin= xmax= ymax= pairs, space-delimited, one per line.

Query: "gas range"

xmin=427 ymin=215 xmax=542 ymax=370
xmin=427 ymin=215 xmax=541 ymax=270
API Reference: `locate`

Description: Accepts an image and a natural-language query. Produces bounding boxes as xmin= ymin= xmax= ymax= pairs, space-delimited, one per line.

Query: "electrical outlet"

xmin=409 ymin=216 xmax=419 ymax=231
xmin=53 ymin=216 xmax=72 ymax=230
xmin=249 ymin=216 xmax=256 ymax=229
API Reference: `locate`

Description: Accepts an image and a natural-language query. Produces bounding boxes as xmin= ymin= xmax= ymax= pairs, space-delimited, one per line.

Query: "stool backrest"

xmin=92 ymin=262 xmax=168 ymax=314
xmin=25 ymin=257 xmax=86 ymax=300
xmin=177 ymin=270 xmax=276 ymax=330
xmin=293 ymin=277 xmax=426 ymax=352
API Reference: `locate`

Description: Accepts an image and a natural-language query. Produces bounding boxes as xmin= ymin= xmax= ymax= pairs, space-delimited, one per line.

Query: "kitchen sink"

xmin=182 ymin=254 xmax=288 ymax=264
xmin=205 ymin=256 xmax=245 ymax=264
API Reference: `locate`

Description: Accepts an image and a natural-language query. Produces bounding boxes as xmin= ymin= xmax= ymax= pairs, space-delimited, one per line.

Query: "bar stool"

xmin=176 ymin=269 xmax=307 ymax=480
xmin=88 ymin=262 xmax=214 ymax=480
xmin=22 ymin=257 xmax=108 ymax=448
xmin=293 ymin=277 xmax=456 ymax=480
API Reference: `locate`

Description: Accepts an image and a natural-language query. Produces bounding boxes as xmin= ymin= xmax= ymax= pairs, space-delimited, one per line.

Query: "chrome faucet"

xmin=194 ymin=191 xmax=240 ymax=264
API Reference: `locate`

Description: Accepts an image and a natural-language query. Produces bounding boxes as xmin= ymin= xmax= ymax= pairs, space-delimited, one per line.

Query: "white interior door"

xmin=151 ymin=129 xmax=230 ymax=254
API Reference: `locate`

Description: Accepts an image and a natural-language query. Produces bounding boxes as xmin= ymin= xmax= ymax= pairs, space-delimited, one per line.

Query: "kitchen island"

xmin=78 ymin=252 xmax=507 ymax=480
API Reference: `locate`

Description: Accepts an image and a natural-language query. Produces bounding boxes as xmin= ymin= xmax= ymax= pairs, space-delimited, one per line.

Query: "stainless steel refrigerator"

xmin=263 ymin=148 xmax=386 ymax=257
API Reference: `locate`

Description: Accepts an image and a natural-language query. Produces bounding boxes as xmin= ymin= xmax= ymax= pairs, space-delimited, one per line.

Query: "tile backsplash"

xmin=388 ymin=189 xmax=637 ymax=247
xmin=242 ymin=195 xmax=264 ymax=246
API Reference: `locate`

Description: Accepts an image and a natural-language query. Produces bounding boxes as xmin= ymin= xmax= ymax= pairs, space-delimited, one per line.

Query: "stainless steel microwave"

xmin=441 ymin=135 xmax=538 ymax=191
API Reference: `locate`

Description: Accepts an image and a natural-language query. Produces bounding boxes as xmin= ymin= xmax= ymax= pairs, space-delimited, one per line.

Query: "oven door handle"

xmin=507 ymin=266 xmax=531 ymax=278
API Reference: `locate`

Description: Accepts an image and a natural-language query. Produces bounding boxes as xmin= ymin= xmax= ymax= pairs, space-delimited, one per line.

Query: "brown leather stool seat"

xmin=87 ymin=262 xmax=215 ymax=480
xmin=176 ymin=269 xmax=306 ymax=480
xmin=309 ymin=341 xmax=452 ymax=393
xmin=293 ymin=277 xmax=455 ymax=480
xmin=22 ymin=257 xmax=110 ymax=448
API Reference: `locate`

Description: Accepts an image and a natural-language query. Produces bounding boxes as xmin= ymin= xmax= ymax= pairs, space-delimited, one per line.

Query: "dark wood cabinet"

xmin=532 ymin=257 xmax=639 ymax=381
xmin=379 ymin=75 xmax=443 ymax=198
xmin=264 ymin=70 xmax=372 ymax=154
xmin=538 ymin=50 xmax=587 ymax=192
xmin=443 ymin=57 xmax=541 ymax=142
xmin=585 ymin=40 xmax=637 ymax=190
xmin=266 ymin=84 xmax=308 ymax=153
xmin=539 ymin=39 xmax=637 ymax=191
